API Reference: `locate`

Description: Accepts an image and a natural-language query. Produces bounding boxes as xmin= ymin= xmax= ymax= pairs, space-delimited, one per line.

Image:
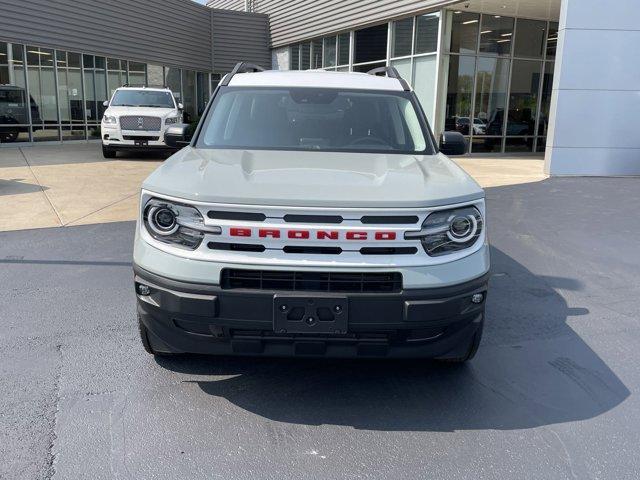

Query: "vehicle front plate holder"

xmin=135 ymin=139 xmax=149 ymax=147
xmin=273 ymin=295 xmax=348 ymax=334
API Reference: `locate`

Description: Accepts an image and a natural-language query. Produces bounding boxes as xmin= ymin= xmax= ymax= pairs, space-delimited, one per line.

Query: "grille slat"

xmin=120 ymin=116 xmax=161 ymax=131
xmin=221 ymin=269 xmax=402 ymax=293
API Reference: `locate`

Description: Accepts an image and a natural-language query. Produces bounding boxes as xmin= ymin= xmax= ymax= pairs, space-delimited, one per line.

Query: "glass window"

xmin=26 ymin=46 xmax=58 ymax=125
xmin=110 ymin=89 xmax=175 ymax=108
xmin=415 ymin=13 xmax=439 ymax=54
xmin=392 ymin=17 xmax=413 ymax=58
xmin=0 ymin=42 xmax=30 ymax=143
xmin=338 ymin=33 xmax=350 ymax=65
xmin=311 ymin=39 xmax=323 ymax=69
xmin=536 ymin=137 xmax=546 ymax=152
xmin=165 ymin=67 xmax=182 ymax=102
xmin=57 ymin=51 xmax=84 ymax=124
xmin=32 ymin=126 xmax=59 ymax=142
xmin=514 ymin=19 xmax=546 ymax=58
xmin=197 ymin=72 xmax=207 ymax=115
xmin=390 ymin=58 xmax=411 ymax=84
xmin=107 ymin=58 xmax=126 ymax=96
xmin=508 ymin=60 xmax=542 ymax=136
xmin=61 ymin=125 xmax=85 ymax=141
xmin=474 ymin=57 xmax=510 ymax=136
xmin=198 ymin=87 xmax=432 ymax=154
xmin=182 ymin=70 xmax=196 ymax=121
xmin=290 ymin=45 xmax=300 ymax=70
xmin=471 ymin=137 xmax=501 ymax=153
xmin=94 ymin=57 xmax=108 ymax=118
xmin=412 ymin=55 xmax=438 ymax=124
xmin=300 ymin=43 xmax=310 ymax=70
xmin=211 ymin=73 xmax=221 ymax=94
xmin=538 ymin=62 xmax=554 ymax=135
xmin=128 ymin=62 xmax=146 ymax=86
xmin=443 ymin=55 xmax=475 ymax=133
xmin=505 ymin=137 xmax=534 ymax=152
xmin=546 ymin=22 xmax=559 ymax=59
xmin=354 ymin=24 xmax=388 ymax=64
xmin=449 ymin=12 xmax=479 ymax=54
xmin=479 ymin=15 xmax=514 ymax=55
xmin=323 ymin=36 xmax=337 ymax=68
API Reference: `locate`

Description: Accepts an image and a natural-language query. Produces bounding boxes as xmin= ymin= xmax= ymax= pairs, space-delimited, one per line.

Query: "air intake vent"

xmin=207 ymin=211 xmax=266 ymax=222
xmin=221 ymin=269 xmax=402 ymax=293
xmin=208 ymin=242 xmax=265 ymax=252
xmin=283 ymin=246 xmax=342 ymax=255
xmin=360 ymin=216 xmax=419 ymax=224
xmin=283 ymin=214 xmax=343 ymax=224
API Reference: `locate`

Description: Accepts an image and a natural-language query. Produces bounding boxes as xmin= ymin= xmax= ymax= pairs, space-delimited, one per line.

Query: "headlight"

xmin=165 ymin=116 xmax=179 ymax=125
xmin=143 ymin=198 xmax=221 ymax=250
xmin=102 ymin=115 xmax=117 ymax=125
xmin=405 ymin=206 xmax=483 ymax=256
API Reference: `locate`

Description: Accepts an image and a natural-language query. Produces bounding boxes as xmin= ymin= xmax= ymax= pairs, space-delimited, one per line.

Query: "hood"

xmin=105 ymin=106 xmax=177 ymax=117
xmin=142 ymin=148 xmax=484 ymax=208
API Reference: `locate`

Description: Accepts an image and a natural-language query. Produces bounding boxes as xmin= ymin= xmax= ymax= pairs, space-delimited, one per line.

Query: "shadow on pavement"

xmin=156 ymin=243 xmax=629 ymax=432
xmin=0 ymin=178 xmax=47 ymax=196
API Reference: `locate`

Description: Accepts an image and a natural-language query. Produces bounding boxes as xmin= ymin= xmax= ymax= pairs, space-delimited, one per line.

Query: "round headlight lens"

xmin=448 ymin=214 xmax=478 ymax=243
xmin=147 ymin=206 xmax=179 ymax=236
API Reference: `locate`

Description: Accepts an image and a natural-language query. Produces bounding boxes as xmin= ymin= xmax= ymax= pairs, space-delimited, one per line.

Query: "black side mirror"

xmin=439 ymin=131 xmax=467 ymax=156
xmin=164 ymin=124 xmax=192 ymax=149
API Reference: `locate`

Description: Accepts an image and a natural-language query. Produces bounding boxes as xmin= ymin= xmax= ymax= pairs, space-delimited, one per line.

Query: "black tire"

xmin=138 ymin=315 xmax=176 ymax=356
xmin=437 ymin=322 xmax=483 ymax=364
xmin=0 ymin=130 xmax=19 ymax=143
xmin=102 ymin=144 xmax=117 ymax=158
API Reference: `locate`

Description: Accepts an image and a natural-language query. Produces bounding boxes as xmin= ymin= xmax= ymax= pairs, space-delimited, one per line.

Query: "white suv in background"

xmin=101 ymin=86 xmax=183 ymax=158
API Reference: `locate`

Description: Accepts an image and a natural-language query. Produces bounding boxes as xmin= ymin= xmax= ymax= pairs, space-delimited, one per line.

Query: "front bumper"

xmin=101 ymin=125 xmax=173 ymax=149
xmin=135 ymin=265 xmax=489 ymax=358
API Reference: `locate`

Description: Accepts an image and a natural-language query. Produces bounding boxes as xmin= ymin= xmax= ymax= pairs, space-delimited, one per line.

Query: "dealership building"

xmin=1 ymin=0 xmax=637 ymax=176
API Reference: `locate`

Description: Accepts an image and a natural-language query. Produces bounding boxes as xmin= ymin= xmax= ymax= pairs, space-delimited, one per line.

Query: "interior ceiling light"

xmin=462 ymin=19 xmax=478 ymax=24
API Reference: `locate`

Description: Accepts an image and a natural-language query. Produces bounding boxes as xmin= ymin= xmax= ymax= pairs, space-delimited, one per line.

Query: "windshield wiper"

xmin=138 ymin=104 xmax=166 ymax=108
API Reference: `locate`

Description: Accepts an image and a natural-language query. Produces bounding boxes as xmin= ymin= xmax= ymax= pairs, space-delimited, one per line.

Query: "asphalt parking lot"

xmin=1 ymin=147 xmax=639 ymax=479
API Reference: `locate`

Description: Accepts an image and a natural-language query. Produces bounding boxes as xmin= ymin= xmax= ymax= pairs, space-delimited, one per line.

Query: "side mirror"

xmin=439 ymin=131 xmax=467 ymax=156
xmin=177 ymin=103 xmax=184 ymax=111
xmin=102 ymin=100 xmax=109 ymax=108
xmin=164 ymin=124 xmax=192 ymax=149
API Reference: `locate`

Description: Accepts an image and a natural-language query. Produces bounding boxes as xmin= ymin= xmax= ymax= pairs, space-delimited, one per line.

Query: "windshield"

xmin=197 ymin=87 xmax=434 ymax=154
xmin=110 ymin=90 xmax=175 ymax=108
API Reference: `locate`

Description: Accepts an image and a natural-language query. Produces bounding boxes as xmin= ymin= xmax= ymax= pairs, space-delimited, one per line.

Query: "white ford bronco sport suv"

xmin=134 ymin=63 xmax=489 ymax=362
xmin=101 ymin=86 xmax=183 ymax=158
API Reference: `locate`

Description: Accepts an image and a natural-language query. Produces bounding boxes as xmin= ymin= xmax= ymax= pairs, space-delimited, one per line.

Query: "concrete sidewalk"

xmin=0 ymin=144 xmax=164 ymax=232
xmin=0 ymin=144 xmax=546 ymax=232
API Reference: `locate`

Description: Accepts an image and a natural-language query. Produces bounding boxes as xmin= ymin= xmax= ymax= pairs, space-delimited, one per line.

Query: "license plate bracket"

xmin=135 ymin=139 xmax=149 ymax=147
xmin=273 ymin=295 xmax=348 ymax=335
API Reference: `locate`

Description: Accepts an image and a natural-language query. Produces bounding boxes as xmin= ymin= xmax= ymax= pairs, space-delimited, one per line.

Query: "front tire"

xmin=102 ymin=144 xmax=116 ymax=158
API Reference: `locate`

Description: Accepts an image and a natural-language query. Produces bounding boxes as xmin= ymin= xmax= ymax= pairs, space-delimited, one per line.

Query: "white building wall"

xmin=545 ymin=0 xmax=640 ymax=175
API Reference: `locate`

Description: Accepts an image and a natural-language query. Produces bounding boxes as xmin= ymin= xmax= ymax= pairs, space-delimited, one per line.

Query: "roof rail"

xmin=121 ymin=84 xmax=169 ymax=89
xmin=220 ymin=62 xmax=266 ymax=86
xmin=366 ymin=66 xmax=411 ymax=92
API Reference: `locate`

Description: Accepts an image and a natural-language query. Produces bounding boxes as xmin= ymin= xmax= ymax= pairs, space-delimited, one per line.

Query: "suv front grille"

xmin=221 ymin=269 xmax=403 ymax=293
xmin=120 ymin=116 xmax=161 ymax=131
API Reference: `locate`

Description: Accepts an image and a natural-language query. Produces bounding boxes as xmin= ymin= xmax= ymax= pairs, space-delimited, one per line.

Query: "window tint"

xmin=392 ymin=18 xmax=413 ymax=58
xmin=338 ymin=33 xmax=350 ymax=65
xmin=354 ymin=24 xmax=388 ymax=64
xmin=300 ymin=43 xmax=310 ymax=69
xmin=474 ymin=57 xmax=510 ymax=136
xmin=290 ymin=45 xmax=300 ymax=70
xmin=444 ymin=55 xmax=475 ymax=133
xmin=514 ymin=19 xmax=546 ymax=58
xmin=311 ymin=39 xmax=323 ymax=69
xmin=323 ymin=36 xmax=337 ymax=68
xmin=199 ymin=87 xmax=431 ymax=154
xmin=111 ymin=90 xmax=175 ymax=108
xmin=546 ymin=22 xmax=559 ymax=59
xmin=479 ymin=15 xmax=514 ymax=55
xmin=415 ymin=13 xmax=439 ymax=54
xmin=449 ymin=12 xmax=479 ymax=54
xmin=507 ymin=60 xmax=542 ymax=136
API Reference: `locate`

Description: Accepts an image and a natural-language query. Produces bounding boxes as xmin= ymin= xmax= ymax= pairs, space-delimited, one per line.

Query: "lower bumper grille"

xmin=221 ymin=269 xmax=403 ymax=293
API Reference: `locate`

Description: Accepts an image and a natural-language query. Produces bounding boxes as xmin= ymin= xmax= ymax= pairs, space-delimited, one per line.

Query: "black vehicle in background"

xmin=0 ymin=85 xmax=41 ymax=143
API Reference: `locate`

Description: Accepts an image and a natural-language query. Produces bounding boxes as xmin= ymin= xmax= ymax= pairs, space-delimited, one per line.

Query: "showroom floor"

xmin=0 ymin=143 xmax=547 ymax=232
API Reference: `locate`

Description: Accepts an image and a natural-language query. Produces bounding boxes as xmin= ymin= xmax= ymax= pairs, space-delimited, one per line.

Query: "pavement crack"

xmin=45 ymin=344 xmax=63 ymax=480
xmin=65 ymin=192 xmax=139 ymax=227
xmin=19 ymin=147 xmax=65 ymax=227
